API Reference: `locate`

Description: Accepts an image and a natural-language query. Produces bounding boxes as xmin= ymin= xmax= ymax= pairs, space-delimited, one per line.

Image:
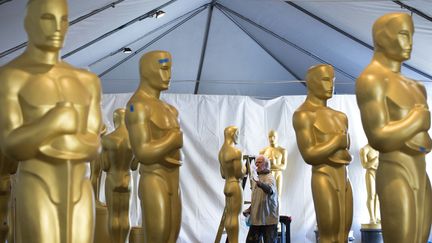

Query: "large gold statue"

xmin=293 ymin=64 xmax=353 ymax=243
xmin=259 ymin=130 xmax=287 ymax=206
xmin=359 ymin=144 xmax=380 ymax=226
xmin=0 ymin=154 xmax=17 ymax=243
xmin=0 ymin=0 xmax=102 ymax=241
xmin=356 ymin=13 xmax=432 ymax=242
xmin=125 ymin=50 xmax=183 ymax=243
xmin=218 ymin=126 xmax=244 ymax=243
xmin=102 ymin=108 xmax=138 ymax=243
xmin=91 ymin=124 xmax=107 ymax=200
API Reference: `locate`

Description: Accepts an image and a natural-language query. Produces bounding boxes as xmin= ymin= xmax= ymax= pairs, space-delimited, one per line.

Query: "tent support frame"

xmin=216 ymin=5 xmax=303 ymax=82
xmin=99 ymin=4 xmax=209 ymax=78
xmin=62 ymin=0 xmax=178 ymax=59
xmin=0 ymin=0 xmax=125 ymax=58
xmin=393 ymin=1 xmax=432 ymax=23
xmin=0 ymin=0 xmax=12 ymax=6
xmin=89 ymin=5 xmax=204 ymax=68
xmin=194 ymin=3 xmax=215 ymax=94
xmin=285 ymin=1 xmax=432 ymax=80
xmin=217 ymin=3 xmax=356 ymax=82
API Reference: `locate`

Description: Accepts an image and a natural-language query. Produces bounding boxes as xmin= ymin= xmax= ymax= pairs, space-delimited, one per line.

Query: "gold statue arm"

xmin=293 ymin=112 xmax=346 ymax=165
xmin=130 ymin=157 xmax=139 ymax=171
xmin=101 ymin=150 xmax=109 ymax=172
xmin=241 ymin=152 xmax=247 ymax=176
xmin=357 ymin=78 xmax=429 ymax=152
xmin=82 ymin=72 xmax=103 ymax=139
xmin=220 ymin=164 xmax=225 ymax=179
xmin=126 ymin=103 xmax=182 ymax=164
xmin=101 ymin=137 xmax=114 ymax=172
xmin=0 ymin=87 xmax=76 ymax=160
xmin=235 ymin=150 xmax=246 ymax=179
xmin=273 ymin=148 xmax=288 ymax=170
xmin=360 ymin=147 xmax=368 ymax=168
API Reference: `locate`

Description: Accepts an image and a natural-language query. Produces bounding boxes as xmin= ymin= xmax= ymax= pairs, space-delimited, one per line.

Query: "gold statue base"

xmin=129 ymin=227 xmax=145 ymax=243
xmin=94 ymin=201 xmax=111 ymax=243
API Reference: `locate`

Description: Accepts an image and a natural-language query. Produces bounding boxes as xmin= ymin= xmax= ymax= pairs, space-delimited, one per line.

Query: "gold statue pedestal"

xmin=360 ymin=223 xmax=383 ymax=243
xmin=129 ymin=227 xmax=145 ymax=243
xmin=94 ymin=201 xmax=111 ymax=243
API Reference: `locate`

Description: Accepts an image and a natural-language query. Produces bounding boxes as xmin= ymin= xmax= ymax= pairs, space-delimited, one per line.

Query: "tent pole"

xmin=62 ymin=0 xmax=178 ymax=59
xmin=0 ymin=0 xmax=12 ymax=6
xmin=98 ymin=5 xmax=208 ymax=78
xmin=0 ymin=0 xmax=125 ymax=59
xmin=88 ymin=6 xmax=204 ymax=68
xmin=194 ymin=3 xmax=214 ymax=94
xmin=216 ymin=5 xmax=303 ymax=83
xmin=217 ymin=3 xmax=356 ymax=81
xmin=392 ymin=1 xmax=432 ymax=22
xmin=286 ymin=1 xmax=432 ymax=80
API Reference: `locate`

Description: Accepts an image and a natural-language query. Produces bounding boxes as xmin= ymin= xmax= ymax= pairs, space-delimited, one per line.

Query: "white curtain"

xmin=100 ymin=93 xmax=432 ymax=243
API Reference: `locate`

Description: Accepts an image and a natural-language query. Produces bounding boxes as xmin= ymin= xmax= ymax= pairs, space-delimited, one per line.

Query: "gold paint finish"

xmin=102 ymin=108 xmax=138 ymax=243
xmin=91 ymin=124 xmax=107 ymax=201
xmin=218 ymin=126 xmax=244 ymax=243
xmin=94 ymin=201 xmax=111 ymax=243
xmin=128 ymin=227 xmax=145 ymax=243
xmin=0 ymin=154 xmax=17 ymax=243
xmin=259 ymin=130 xmax=287 ymax=206
xmin=359 ymin=144 xmax=380 ymax=226
xmin=356 ymin=13 xmax=432 ymax=242
xmin=0 ymin=0 xmax=102 ymax=242
xmin=92 ymin=125 xmax=109 ymax=243
xmin=293 ymin=64 xmax=353 ymax=243
xmin=125 ymin=51 xmax=182 ymax=243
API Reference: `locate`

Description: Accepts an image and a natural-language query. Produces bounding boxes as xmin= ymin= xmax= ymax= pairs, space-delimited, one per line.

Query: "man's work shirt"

xmin=250 ymin=171 xmax=279 ymax=225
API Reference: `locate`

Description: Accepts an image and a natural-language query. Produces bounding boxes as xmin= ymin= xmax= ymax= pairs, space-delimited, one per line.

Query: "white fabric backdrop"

xmin=100 ymin=93 xmax=432 ymax=243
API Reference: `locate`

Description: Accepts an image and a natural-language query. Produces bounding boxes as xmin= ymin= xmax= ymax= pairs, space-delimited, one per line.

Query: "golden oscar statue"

xmin=356 ymin=13 xmax=432 ymax=242
xmin=0 ymin=0 xmax=102 ymax=241
xmin=0 ymin=153 xmax=17 ymax=243
xmin=91 ymin=124 xmax=107 ymax=200
xmin=218 ymin=126 xmax=245 ymax=243
xmin=102 ymin=108 xmax=138 ymax=243
xmin=125 ymin=51 xmax=183 ymax=243
xmin=359 ymin=144 xmax=380 ymax=227
xmin=293 ymin=64 xmax=353 ymax=243
xmin=259 ymin=130 xmax=287 ymax=206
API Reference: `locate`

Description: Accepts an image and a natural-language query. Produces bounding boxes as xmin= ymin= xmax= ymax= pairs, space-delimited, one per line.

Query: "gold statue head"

xmin=372 ymin=13 xmax=413 ymax=61
xmin=139 ymin=50 xmax=172 ymax=91
xmin=268 ymin=130 xmax=278 ymax=146
xmin=306 ymin=64 xmax=334 ymax=100
xmin=224 ymin=126 xmax=238 ymax=145
xmin=25 ymin=0 xmax=69 ymax=52
xmin=113 ymin=108 xmax=126 ymax=129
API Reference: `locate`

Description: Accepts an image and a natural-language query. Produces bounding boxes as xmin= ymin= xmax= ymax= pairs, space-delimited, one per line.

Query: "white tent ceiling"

xmin=0 ymin=0 xmax=431 ymax=98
